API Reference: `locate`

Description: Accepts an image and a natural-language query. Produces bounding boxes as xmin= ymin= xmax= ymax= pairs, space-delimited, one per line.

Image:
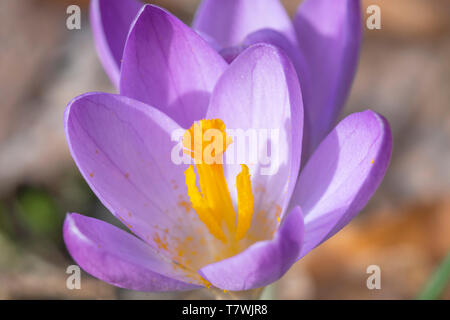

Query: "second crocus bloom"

xmin=91 ymin=0 xmax=362 ymax=160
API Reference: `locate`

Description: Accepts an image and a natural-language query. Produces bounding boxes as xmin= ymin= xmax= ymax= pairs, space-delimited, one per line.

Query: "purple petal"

xmin=64 ymin=92 xmax=211 ymax=262
xmin=120 ymin=5 xmax=227 ymax=128
xmin=90 ymin=0 xmax=143 ymax=89
xmin=219 ymin=29 xmax=306 ymax=75
xmin=199 ymin=206 xmax=304 ymax=291
xmin=218 ymin=46 xmax=245 ymax=64
xmin=293 ymin=0 xmax=362 ymax=160
xmin=206 ymin=44 xmax=304 ymax=230
xmin=64 ymin=213 xmax=200 ymax=291
xmin=289 ymin=110 xmax=392 ymax=258
xmin=193 ymin=0 xmax=297 ymax=48
xmin=243 ymin=29 xmax=306 ymax=79
xmin=195 ymin=30 xmax=222 ymax=52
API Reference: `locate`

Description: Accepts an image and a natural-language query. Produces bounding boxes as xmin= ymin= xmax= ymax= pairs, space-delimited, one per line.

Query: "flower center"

xmin=183 ymin=119 xmax=254 ymax=245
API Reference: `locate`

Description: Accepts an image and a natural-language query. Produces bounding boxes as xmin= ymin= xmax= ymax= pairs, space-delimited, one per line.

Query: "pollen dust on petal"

xmin=275 ymin=205 xmax=282 ymax=223
xmin=178 ymin=200 xmax=191 ymax=213
xmin=254 ymin=184 xmax=266 ymax=193
xmin=170 ymin=179 xmax=179 ymax=190
xmin=153 ymin=233 xmax=168 ymax=251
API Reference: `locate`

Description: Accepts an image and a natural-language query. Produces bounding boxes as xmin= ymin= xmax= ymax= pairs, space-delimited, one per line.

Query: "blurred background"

xmin=0 ymin=0 xmax=449 ymax=299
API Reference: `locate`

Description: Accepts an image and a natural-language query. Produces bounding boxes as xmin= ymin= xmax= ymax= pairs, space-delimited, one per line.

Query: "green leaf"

xmin=0 ymin=201 xmax=13 ymax=234
xmin=418 ymin=252 xmax=450 ymax=300
xmin=16 ymin=188 xmax=62 ymax=237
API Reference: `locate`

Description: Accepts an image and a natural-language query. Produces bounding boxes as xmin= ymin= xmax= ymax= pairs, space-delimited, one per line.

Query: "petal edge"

xmin=290 ymin=110 xmax=392 ymax=258
xmin=64 ymin=213 xmax=201 ymax=291
xmin=199 ymin=206 xmax=304 ymax=291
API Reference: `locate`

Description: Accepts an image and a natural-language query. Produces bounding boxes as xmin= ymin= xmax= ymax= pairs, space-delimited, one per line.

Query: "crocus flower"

xmin=91 ymin=0 xmax=362 ymax=160
xmin=63 ymin=4 xmax=392 ymax=292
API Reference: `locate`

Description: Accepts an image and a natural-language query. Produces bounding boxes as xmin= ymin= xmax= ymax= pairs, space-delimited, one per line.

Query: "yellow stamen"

xmin=183 ymin=119 xmax=254 ymax=244
xmin=182 ymin=119 xmax=232 ymax=164
xmin=185 ymin=165 xmax=227 ymax=242
xmin=235 ymin=164 xmax=254 ymax=240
